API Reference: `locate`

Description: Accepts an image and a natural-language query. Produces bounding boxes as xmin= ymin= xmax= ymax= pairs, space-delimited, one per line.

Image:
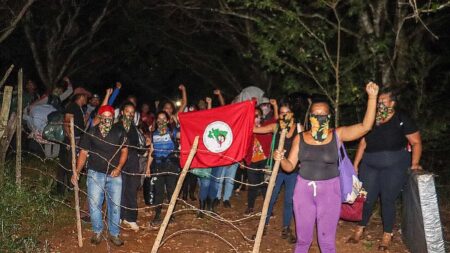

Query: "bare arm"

xmin=353 ymin=138 xmax=367 ymax=173
xmin=206 ymin=97 xmax=212 ymax=109
xmin=337 ymin=82 xmax=379 ymax=142
xmin=406 ymin=131 xmax=422 ymax=170
xmin=64 ymin=114 xmax=73 ymax=137
xmin=253 ymin=123 xmax=276 ymax=134
xmin=274 ymin=134 xmax=300 ymax=173
xmin=101 ymin=88 xmax=113 ymax=106
xmin=59 ymin=77 xmax=73 ymax=102
xmin=178 ymin=84 xmax=187 ymax=114
xmin=270 ymin=99 xmax=279 ymax=120
xmin=111 ymin=147 xmax=128 ymax=177
xmin=214 ymin=89 xmax=225 ymax=106
xmin=71 ymin=149 xmax=88 ymax=185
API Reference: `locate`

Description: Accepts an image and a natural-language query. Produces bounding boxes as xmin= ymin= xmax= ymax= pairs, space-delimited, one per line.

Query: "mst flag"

xmin=179 ymin=100 xmax=255 ymax=168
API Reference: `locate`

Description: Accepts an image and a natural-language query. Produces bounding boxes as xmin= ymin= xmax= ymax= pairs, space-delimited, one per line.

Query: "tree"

xmin=0 ymin=0 xmax=35 ymax=44
xmin=222 ymin=0 xmax=450 ymax=126
xmin=23 ymin=0 xmax=112 ymax=89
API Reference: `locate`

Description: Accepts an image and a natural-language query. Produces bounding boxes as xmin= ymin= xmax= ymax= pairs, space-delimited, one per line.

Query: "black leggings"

xmin=182 ymin=173 xmax=197 ymax=198
xmin=153 ymin=174 xmax=177 ymax=214
xmin=247 ymin=160 xmax=267 ymax=209
xmin=359 ymin=150 xmax=411 ymax=233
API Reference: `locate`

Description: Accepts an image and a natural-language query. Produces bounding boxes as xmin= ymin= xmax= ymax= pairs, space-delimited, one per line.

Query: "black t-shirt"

xmin=79 ymin=123 xmax=128 ymax=174
xmin=65 ymin=102 xmax=85 ymax=137
xmin=123 ymin=124 xmax=140 ymax=173
xmin=365 ymin=112 xmax=418 ymax=153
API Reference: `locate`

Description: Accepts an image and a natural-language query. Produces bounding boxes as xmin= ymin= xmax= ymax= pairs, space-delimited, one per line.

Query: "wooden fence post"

xmin=15 ymin=69 xmax=23 ymax=187
xmin=151 ymin=136 xmax=199 ymax=253
xmin=0 ymin=64 xmax=14 ymax=89
xmin=0 ymin=86 xmax=13 ymax=183
xmin=252 ymin=128 xmax=287 ymax=253
xmin=70 ymin=118 xmax=83 ymax=247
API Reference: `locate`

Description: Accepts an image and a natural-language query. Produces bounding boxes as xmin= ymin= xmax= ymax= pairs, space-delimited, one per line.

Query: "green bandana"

xmin=99 ymin=117 xmax=113 ymax=137
xmin=376 ymin=103 xmax=394 ymax=125
xmin=122 ymin=115 xmax=133 ymax=132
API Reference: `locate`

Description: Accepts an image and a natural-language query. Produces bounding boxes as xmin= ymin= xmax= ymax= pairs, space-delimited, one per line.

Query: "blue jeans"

xmin=87 ymin=169 xmax=122 ymax=236
xmin=265 ymin=170 xmax=297 ymax=227
xmin=198 ymin=166 xmax=224 ymax=201
xmin=216 ymin=163 xmax=239 ymax=201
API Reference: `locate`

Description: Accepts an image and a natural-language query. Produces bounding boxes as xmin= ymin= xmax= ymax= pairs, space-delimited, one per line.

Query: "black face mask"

xmin=309 ymin=114 xmax=330 ymax=142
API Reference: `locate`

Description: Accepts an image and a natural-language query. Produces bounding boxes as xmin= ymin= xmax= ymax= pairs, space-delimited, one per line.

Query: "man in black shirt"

xmin=55 ymin=93 xmax=87 ymax=195
xmin=71 ymin=105 xmax=128 ymax=246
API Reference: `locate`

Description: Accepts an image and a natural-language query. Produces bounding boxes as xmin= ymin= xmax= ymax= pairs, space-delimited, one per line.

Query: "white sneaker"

xmin=122 ymin=220 xmax=139 ymax=232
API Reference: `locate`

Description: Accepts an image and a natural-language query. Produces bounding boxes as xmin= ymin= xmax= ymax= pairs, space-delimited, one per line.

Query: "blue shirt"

xmin=152 ymin=128 xmax=179 ymax=158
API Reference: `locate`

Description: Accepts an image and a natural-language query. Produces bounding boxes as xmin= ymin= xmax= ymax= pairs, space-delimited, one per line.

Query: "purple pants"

xmin=293 ymin=176 xmax=341 ymax=253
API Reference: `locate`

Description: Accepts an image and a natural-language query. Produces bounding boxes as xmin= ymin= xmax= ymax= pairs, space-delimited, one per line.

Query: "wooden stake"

xmin=15 ymin=69 xmax=23 ymax=187
xmin=252 ymin=128 xmax=287 ymax=253
xmin=70 ymin=118 xmax=83 ymax=247
xmin=151 ymin=136 xmax=199 ymax=253
xmin=0 ymin=86 xmax=13 ymax=183
xmin=0 ymin=86 xmax=13 ymax=139
xmin=0 ymin=64 xmax=14 ymax=89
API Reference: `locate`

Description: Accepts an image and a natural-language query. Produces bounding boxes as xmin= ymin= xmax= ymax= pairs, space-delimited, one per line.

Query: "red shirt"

xmin=245 ymin=118 xmax=276 ymax=165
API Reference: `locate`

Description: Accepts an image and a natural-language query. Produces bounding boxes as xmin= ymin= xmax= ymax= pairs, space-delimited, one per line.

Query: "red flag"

xmin=179 ymin=100 xmax=255 ymax=168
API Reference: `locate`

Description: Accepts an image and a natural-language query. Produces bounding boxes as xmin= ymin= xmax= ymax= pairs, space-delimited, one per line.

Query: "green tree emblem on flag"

xmin=208 ymin=128 xmax=228 ymax=147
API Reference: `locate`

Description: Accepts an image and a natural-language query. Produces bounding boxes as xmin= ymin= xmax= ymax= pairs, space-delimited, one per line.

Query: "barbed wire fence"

xmin=9 ymin=119 xmax=281 ymax=253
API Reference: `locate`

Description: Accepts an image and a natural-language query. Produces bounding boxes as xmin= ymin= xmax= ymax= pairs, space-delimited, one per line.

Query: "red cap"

xmin=98 ymin=105 xmax=114 ymax=115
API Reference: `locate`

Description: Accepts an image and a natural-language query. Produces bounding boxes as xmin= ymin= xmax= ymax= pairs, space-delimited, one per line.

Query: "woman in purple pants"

xmin=274 ymin=82 xmax=379 ymax=253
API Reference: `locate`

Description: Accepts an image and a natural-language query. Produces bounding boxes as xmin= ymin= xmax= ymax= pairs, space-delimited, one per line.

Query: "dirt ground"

xmin=43 ymin=187 xmax=419 ymax=253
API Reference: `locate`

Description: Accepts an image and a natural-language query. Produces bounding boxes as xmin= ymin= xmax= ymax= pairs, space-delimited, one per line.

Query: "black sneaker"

xmin=151 ymin=216 xmax=163 ymax=227
xmin=109 ymin=234 xmax=124 ymax=246
xmin=90 ymin=233 xmax=102 ymax=245
xmin=81 ymin=215 xmax=91 ymax=224
xmin=223 ymin=200 xmax=232 ymax=208
xmin=281 ymin=226 xmax=290 ymax=239
xmin=251 ymin=225 xmax=268 ymax=240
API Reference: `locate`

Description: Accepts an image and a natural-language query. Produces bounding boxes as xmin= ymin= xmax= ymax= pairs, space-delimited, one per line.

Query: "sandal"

xmin=347 ymin=226 xmax=365 ymax=244
xmin=378 ymin=232 xmax=393 ymax=251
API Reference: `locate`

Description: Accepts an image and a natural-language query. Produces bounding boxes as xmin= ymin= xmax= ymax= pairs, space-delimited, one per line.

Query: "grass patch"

xmin=0 ymin=157 xmax=73 ymax=252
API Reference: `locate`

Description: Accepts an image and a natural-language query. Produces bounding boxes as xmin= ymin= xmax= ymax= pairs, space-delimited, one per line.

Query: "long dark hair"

xmin=155 ymin=110 xmax=173 ymax=133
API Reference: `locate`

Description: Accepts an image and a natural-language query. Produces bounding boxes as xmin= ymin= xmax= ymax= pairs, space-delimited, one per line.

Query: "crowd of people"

xmin=20 ymin=78 xmax=422 ymax=252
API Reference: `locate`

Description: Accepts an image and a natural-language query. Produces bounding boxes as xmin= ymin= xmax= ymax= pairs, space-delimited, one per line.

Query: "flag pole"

xmin=151 ymin=136 xmax=199 ymax=253
xmin=252 ymin=128 xmax=287 ymax=253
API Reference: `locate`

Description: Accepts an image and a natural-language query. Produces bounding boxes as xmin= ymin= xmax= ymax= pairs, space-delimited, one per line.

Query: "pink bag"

xmin=340 ymin=195 xmax=366 ymax=221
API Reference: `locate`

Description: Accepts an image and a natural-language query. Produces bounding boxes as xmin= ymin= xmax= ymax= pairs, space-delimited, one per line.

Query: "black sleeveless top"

xmin=298 ymin=131 xmax=339 ymax=181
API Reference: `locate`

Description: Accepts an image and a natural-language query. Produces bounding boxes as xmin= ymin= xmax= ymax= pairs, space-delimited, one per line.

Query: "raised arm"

xmin=101 ymin=88 xmax=113 ymax=106
xmin=59 ymin=76 xmax=73 ymax=102
xmin=178 ymin=84 xmax=187 ymax=114
xmin=270 ymin=99 xmax=279 ymax=119
xmin=274 ymin=134 xmax=300 ymax=173
xmin=214 ymin=89 xmax=225 ymax=106
xmin=353 ymin=138 xmax=367 ymax=174
xmin=108 ymin=82 xmax=121 ymax=105
xmin=206 ymin=97 xmax=212 ymax=109
xmin=337 ymin=82 xmax=379 ymax=142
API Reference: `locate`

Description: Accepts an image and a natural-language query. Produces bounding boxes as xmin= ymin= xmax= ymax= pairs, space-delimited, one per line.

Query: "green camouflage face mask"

xmin=99 ymin=117 xmax=113 ymax=136
xmin=376 ymin=103 xmax=394 ymax=125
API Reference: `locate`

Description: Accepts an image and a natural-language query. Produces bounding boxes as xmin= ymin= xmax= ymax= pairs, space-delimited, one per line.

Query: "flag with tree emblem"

xmin=178 ymin=100 xmax=255 ymax=168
